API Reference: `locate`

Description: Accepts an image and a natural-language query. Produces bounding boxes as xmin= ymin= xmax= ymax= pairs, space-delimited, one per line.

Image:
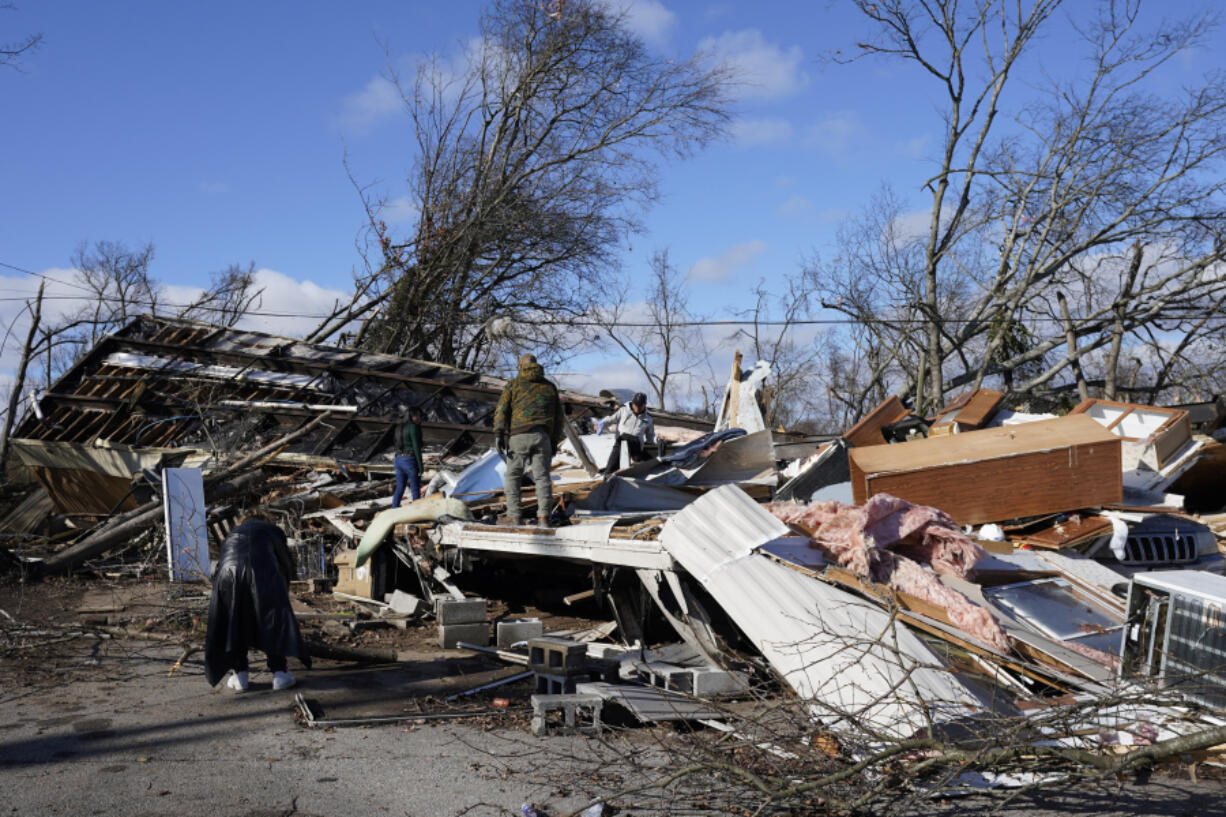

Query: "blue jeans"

xmin=393 ymin=454 xmax=421 ymax=507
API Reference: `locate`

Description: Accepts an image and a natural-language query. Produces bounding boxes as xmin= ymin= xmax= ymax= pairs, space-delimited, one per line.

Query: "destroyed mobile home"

xmin=6 ymin=314 xmax=1226 ymax=805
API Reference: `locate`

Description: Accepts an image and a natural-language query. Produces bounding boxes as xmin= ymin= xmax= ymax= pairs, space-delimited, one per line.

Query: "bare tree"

xmin=67 ymin=240 xmax=161 ymax=350
xmin=17 ymin=243 xmax=264 ymax=401
xmin=0 ymin=281 xmax=42 ymax=476
xmin=0 ymin=2 xmax=40 ymax=72
xmin=337 ymin=0 xmax=732 ymax=373
xmin=818 ymin=0 xmax=1226 ymax=413
xmin=177 ymin=262 xmax=265 ymax=328
xmin=592 ymin=250 xmax=702 ymax=409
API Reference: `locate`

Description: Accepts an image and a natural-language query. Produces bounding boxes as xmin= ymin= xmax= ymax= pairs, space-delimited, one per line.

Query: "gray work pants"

xmin=504 ymin=430 xmax=553 ymax=520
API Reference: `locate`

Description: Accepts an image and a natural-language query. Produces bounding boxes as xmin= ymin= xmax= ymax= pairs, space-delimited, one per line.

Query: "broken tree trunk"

xmin=204 ymin=412 xmax=334 ymax=486
xmin=563 ymin=413 xmax=600 ymax=477
xmin=0 ymin=282 xmax=44 ymax=477
xmin=34 ymin=469 xmax=267 ymax=576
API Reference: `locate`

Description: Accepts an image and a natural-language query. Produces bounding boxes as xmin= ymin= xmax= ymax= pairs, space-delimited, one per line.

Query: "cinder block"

xmin=528 ymin=637 xmax=586 ymax=673
xmin=586 ymin=643 xmax=630 ymax=660
xmin=438 ymin=622 xmax=489 ymax=649
xmin=496 ymin=617 xmax=544 ymax=648
xmin=385 ymin=590 xmax=425 ymax=616
xmin=530 ymin=693 xmax=603 ymax=736
xmin=534 ymin=672 xmax=579 ymax=695
xmin=689 ymin=668 xmax=750 ymax=698
xmin=435 ymin=597 xmax=487 ymax=625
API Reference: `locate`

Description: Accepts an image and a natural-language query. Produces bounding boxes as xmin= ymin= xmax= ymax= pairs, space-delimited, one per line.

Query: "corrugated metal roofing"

xmin=659 ymin=484 xmax=987 ymax=737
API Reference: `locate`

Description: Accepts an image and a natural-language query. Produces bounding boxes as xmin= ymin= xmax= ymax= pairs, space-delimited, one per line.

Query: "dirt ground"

xmin=3 ymin=574 xmax=1226 ymax=816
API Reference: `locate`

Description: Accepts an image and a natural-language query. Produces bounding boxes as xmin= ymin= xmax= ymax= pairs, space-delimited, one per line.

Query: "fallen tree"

xmin=33 ymin=412 xmax=333 ymax=576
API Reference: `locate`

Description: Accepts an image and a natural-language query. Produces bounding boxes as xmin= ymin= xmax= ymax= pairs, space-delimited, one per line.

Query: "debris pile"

xmin=6 ymin=316 xmax=1226 ymax=798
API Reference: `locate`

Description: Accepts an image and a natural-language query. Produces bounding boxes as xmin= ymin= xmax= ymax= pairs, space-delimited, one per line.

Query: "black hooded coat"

xmin=204 ymin=519 xmax=311 ymax=686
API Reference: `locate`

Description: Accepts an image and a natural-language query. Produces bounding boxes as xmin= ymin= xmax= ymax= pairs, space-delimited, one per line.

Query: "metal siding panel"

xmin=660 ymin=485 xmax=986 ymax=736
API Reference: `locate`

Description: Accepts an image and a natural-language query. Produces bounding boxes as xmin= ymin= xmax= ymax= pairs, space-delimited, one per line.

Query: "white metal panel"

xmin=1134 ymin=569 xmax=1226 ymax=602
xmin=439 ymin=522 xmax=673 ymax=570
xmin=163 ymin=467 xmax=209 ymax=582
xmin=660 ymin=485 xmax=986 ymax=736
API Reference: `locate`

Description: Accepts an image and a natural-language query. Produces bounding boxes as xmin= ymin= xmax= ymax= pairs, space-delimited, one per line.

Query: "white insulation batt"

xmin=659 ymin=485 xmax=988 ymax=737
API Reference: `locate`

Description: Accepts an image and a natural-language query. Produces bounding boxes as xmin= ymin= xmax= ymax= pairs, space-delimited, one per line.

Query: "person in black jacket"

xmin=204 ymin=515 xmax=311 ymax=692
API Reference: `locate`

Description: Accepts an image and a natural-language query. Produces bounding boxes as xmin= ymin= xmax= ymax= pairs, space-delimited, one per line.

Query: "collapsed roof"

xmin=13 ymin=315 xmax=712 ymax=466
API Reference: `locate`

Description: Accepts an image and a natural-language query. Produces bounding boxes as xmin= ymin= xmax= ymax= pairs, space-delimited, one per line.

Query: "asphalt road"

xmin=0 ymin=639 xmax=599 ymax=817
xmin=1 ymin=636 xmax=1223 ymax=817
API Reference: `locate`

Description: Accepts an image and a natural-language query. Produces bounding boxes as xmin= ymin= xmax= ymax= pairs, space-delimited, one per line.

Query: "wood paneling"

xmin=849 ymin=415 xmax=1122 ymax=524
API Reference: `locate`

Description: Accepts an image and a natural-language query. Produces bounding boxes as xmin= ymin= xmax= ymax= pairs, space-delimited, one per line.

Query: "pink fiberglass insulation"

xmin=1061 ymin=640 xmax=1121 ymax=671
xmin=767 ymin=494 xmax=1010 ymax=651
xmin=767 ymin=493 xmax=984 ymax=579
xmin=888 ymin=554 xmax=1010 ymax=651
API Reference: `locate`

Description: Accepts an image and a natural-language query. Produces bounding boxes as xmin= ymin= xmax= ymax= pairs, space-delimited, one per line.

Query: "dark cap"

xmin=631 ymin=392 xmax=647 ymax=407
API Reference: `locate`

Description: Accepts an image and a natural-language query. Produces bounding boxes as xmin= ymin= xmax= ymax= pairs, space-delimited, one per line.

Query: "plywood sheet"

xmin=1008 ymin=514 xmax=1114 ymax=550
xmin=1069 ymin=398 xmax=1191 ymax=470
xmin=930 ymin=389 xmax=1004 ymax=436
xmin=842 ymin=396 xmax=911 ymax=448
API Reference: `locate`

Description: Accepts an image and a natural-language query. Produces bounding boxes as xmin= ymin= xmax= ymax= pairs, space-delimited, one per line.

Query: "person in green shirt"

xmin=393 ymin=406 xmax=424 ymax=507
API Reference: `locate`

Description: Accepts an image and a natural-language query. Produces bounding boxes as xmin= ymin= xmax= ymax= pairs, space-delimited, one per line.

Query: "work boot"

xmin=272 ymin=670 xmax=296 ymax=691
xmin=226 ymin=670 xmax=249 ymax=692
xmin=496 ymin=514 xmax=520 ymax=526
xmin=537 ymin=516 xmax=551 ymax=529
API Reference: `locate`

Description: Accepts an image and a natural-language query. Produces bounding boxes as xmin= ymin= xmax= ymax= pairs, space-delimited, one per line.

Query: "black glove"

xmin=495 ymin=432 xmax=508 ymax=458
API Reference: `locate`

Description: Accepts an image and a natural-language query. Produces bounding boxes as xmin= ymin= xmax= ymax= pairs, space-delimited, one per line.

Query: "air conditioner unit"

xmin=1120 ymin=570 xmax=1226 ymax=709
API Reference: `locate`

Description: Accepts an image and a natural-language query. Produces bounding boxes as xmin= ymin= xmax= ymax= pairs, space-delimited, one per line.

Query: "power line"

xmin=3 ymin=259 xmax=1223 ymax=329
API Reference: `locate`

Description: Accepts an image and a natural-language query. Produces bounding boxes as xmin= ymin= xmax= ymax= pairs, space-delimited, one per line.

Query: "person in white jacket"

xmin=597 ymin=392 xmax=655 ymax=477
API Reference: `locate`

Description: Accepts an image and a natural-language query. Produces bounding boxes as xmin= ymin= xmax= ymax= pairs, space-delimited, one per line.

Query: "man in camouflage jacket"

xmin=493 ymin=354 xmax=564 ymax=525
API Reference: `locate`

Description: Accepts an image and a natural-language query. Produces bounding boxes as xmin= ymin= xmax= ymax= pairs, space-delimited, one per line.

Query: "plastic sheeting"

xmin=714 ymin=360 xmax=770 ymax=434
xmin=571 ymin=477 xmax=696 ymax=516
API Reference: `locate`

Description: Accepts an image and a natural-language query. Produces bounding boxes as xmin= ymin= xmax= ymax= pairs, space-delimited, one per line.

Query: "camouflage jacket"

xmin=494 ymin=358 xmax=564 ymax=445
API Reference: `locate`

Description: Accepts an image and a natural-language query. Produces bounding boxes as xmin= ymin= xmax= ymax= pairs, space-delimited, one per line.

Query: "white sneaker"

xmin=226 ymin=670 xmax=249 ymax=692
xmin=272 ymin=670 xmax=296 ymax=690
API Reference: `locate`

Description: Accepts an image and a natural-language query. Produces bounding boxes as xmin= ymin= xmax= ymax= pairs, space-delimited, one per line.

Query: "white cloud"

xmin=556 ymin=355 xmax=652 ymax=399
xmin=895 ymin=134 xmax=929 ymax=159
xmin=379 ymin=196 xmax=420 ymax=224
xmin=729 ymin=117 xmax=793 ymax=147
xmin=698 ymin=29 xmax=807 ymax=100
xmin=232 ymin=269 xmax=354 ymax=338
xmin=687 ymin=240 xmax=767 ymax=283
xmin=803 ymin=112 xmax=863 ymax=157
xmin=891 ymin=208 xmax=939 ymax=244
xmin=608 ymin=0 xmax=677 ymax=45
xmin=337 ymin=75 xmax=402 ymax=135
xmin=777 ymin=194 xmax=816 ymax=218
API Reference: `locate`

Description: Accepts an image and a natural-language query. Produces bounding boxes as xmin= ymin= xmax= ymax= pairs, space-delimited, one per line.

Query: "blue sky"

xmin=2 ymin=0 xmax=1222 ymax=400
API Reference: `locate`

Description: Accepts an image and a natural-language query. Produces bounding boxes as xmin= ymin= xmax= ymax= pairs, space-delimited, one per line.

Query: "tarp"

xmin=571 ymin=477 xmax=697 ymax=516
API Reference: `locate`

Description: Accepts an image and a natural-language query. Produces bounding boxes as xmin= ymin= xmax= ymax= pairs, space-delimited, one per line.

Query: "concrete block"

xmin=586 ymin=643 xmax=631 ymax=660
xmin=534 ymin=672 xmax=579 ymax=695
xmin=629 ymin=660 xmax=750 ymax=698
xmin=528 ymin=637 xmax=586 ymax=673
xmin=435 ymin=597 xmax=487 ymax=625
xmin=496 ymin=617 xmax=544 ymax=648
xmin=438 ymin=622 xmax=489 ymax=649
xmin=689 ymin=668 xmax=750 ymax=698
xmin=530 ymin=693 xmax=603 ymax=736
xmin=385 ymin=590 xmax=425 ymax=616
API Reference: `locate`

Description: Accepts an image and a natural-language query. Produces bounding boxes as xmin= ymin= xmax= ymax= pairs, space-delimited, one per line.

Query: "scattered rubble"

xmin=5 ymin=314 xmax=1226 ymax=810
